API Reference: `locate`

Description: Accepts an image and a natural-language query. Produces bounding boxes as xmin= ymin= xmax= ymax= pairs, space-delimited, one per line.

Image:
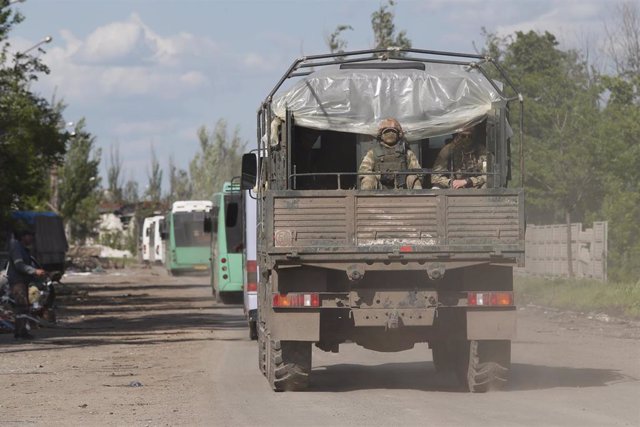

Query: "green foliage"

xmin=515 ymin=277 xmax=640 ymax=319
xmin=0 ymin=4 xmax=68 ymax=229
xmin=58 ymin=119 xmax=101 ymax=244
xmin=482 ymin=24 xmax=640 ymax=280
xmin=99 ymin=230 xmax=126 ymax=250
xmin=123 ymin=179 xmax=139 ymax=204
xmin=371 ymin=0 xmax=411 ymax=52
xmin=326 ymin=25 xmax=353 ymax=54
xmin=106 ymin=145 xmax=124 ymax=203
xmin=168 ymin=155 xmax=192 ymax=203
xmin=145 ymin=146 xmax=163 ymax=202
xmin=189 ymin=119 xmax=246 ymax=200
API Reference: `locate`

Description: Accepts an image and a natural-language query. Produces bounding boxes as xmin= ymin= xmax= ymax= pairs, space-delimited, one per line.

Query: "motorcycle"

xmin=0 ymin=259 xmax=61 ymax=327
xmin=28 ymin=270 xmax=61 ymax=324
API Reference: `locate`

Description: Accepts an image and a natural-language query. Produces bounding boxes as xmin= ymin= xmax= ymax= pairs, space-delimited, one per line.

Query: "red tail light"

xmin=272 ymin=293 xmax=320 ymax=308
xmin=468 ymin=291 xmax=514 ymax=306
xmin=221 ymin=257 xmax=227 ymax=263
xmin=246 ymin=260 xmax=258 ymax=292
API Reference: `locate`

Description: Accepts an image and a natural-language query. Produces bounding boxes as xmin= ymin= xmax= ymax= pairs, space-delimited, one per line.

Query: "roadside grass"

xmin=514 ymin=276 xmax=640 ymax=319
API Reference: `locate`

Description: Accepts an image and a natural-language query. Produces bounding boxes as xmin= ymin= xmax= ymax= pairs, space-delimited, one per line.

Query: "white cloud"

xmin=78 ymin=14 xmax=150 ymax=65
xmin=36 ymin=13 xmax=222 ymax=103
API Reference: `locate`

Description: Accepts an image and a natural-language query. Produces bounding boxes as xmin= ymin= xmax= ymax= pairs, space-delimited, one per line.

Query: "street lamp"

xmin=21 ymin=36 xmax=53 ymax=55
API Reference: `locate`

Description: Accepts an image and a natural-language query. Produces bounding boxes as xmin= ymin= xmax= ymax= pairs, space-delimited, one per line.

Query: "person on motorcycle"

xmin=7 ymin=228 xmax=45 ymax=339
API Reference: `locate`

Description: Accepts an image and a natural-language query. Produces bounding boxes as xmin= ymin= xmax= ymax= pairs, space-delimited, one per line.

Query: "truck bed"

xmin=265 ymin=189 xmax=524 ymax=261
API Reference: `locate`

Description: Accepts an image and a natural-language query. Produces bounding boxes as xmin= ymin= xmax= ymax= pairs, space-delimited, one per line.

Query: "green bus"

xmin=209 ymin=182 xmax=244 ymax=302
xmin=163 ymin=200 xmax=213 ymax=275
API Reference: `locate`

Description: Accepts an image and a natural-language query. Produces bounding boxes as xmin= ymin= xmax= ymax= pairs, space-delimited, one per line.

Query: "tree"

xmin=189 ymin=119 xmax=246 ymax=200
xmin=106 ymin=144 xmax=124 ymax=202
xmin=326 ymin=25 xmax=353 ymax=54
xmin=598 ymin=2 xmax=640 ymax=280
xmin=168 ymin=155 xmax=192 ymax=202
xmin=371 ymin=0 xmax=411 ymax=52
xmin=58 ymin=119 xmax=101 ymax=244
xmin=481 ymin=31 xmax=602 ymax=277
xmin=123 ymin=179 xmax=139 ymax=204
xmin=145 ymin=146 xmax=163 ymax=202
xmin=0 ymin=3 xmax=67 ymax=227
xmin=605 ymin=2 xmax=640 ymax=79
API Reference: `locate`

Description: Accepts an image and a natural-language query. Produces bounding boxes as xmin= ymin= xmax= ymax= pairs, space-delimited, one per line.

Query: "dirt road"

xmin=1 ymin=268 xmax=639 ymax=426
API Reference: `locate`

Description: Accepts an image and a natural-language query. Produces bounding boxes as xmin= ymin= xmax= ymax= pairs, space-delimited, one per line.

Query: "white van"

xmin=151 ymin=215 xmax=165 ymax=264
xmin=141 ymin=216 xmax=155 ymax=263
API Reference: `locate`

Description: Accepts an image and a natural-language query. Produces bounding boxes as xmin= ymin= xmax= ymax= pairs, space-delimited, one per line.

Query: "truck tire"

xmin=456 ymin=340 xmax=510 ymax=393
xmin=258 ymin=326 xmax=267 ymax=376
xmin=431 ymin=341 xmax=454 ymax=373
xmin=267 ymin=339 xmax=311 ymax=392
xmin=249 ymin=320 xmax=258 ymax=341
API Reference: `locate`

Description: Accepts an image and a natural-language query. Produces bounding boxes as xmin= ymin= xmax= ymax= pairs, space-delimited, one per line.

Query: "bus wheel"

xmin=267 ymin=339 xmax=311 ymax=392
xmin=455 ymin=340 xmax=511 ymax=393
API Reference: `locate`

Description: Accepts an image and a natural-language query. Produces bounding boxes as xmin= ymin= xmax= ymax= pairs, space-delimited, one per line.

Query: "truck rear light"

xmin=246 ymin=282 xmax=258 ymax=292
xmin=467 ymin=291 xmax=513 ymax=306
xmin=246 ymin=260 xmax=257 ymax=273
xmin=221 ymin=257 xmax=227 ymax=263
xmin=272 ymin=293 xmax=320 ymax=308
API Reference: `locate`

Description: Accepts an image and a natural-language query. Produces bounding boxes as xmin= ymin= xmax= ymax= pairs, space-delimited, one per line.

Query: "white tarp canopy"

xmin=272 ymin=62 xmax=505 ymax=141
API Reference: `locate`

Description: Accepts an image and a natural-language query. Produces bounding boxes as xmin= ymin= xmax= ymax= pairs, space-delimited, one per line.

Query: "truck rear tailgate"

xmin=267 ymin=189 xmax=524 ymax=257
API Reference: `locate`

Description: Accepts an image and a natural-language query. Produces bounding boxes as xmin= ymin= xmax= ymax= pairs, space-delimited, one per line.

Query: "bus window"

xmin=224 ymin=196 xmax=244 ymax=253
xmin=174 ymin=211 xmax=210 ymax=247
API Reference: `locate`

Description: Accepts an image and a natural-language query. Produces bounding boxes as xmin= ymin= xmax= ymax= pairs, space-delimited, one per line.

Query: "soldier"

xmin=7 ymin=228 xmax=46 ymax=339
xmin=358 ymin=118 xmax=422 ymax=190
xmin=431 ymin=127 xmax=487 ymax=189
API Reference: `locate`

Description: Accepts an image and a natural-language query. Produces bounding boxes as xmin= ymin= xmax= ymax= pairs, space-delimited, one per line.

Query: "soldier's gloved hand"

xmin=380 ymin=173 xmax=395 ymax=186
xmin=452 ymin=179 xmax=468 ymax=189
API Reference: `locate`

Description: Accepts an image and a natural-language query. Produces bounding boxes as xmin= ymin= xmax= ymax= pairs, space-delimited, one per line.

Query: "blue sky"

xmin=8 ymin=0 xmax=617 ymax=191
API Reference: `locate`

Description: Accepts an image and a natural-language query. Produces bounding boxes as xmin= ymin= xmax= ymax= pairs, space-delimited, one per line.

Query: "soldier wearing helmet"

xmin=358 ymin=118 xmax=423 ymax=190
xmin=431 ymin=126 xmax=487 ymax=189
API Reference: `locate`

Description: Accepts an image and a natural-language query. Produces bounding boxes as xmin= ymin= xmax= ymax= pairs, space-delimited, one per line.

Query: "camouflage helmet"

xmin=376 ymin=118 xmax=404 ymax=142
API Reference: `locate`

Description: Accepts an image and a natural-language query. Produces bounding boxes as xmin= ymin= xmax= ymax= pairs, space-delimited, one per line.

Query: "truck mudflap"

xmin=270 ymin=311 xmax=320 ymax=341
xmin=466 ymin=309 xmax=516 ymax=340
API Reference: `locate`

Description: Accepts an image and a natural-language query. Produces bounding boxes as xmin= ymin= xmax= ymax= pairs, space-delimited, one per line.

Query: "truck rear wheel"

xmin=267 ymin=339 xmax=311 ymax=392
xmin=431 ymin=341 xmax=454 ymax=373
xmin=456 ymin=340 xmax=511 ymax=393
xmin=249 ymin=320 xmax=258 ymax=340
xmin=258 ymin=326 xmax=267 ymax=376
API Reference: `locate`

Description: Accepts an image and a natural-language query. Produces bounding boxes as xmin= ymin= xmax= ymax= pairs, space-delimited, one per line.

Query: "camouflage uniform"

xmin=358 ymin=118 xmax=422 ymax=190
xmin=431 ymin=134 xmax=487 ymax=189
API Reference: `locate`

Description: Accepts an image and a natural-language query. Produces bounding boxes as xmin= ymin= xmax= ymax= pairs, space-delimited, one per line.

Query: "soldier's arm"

xmin=358 ymin=150 xmax=375 ymax=174
xmin=405 ymin=150 xmax=423 ymax=189
xmin=468 ymin=155 xmax=487 ymax=188
xmin=430 ymin=147 xmax=451 ymax=188
xmin=406 ymin=149 xmax=422 ymax=169
xmin=9 ymin=242 xmax=37 ymax=276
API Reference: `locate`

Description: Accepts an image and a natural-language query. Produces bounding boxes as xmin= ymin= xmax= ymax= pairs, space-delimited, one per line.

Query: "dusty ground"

xmin=1 ymin=267 xmax=639 ymax=426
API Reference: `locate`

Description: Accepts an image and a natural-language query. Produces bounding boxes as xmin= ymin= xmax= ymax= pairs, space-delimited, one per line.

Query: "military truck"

xmin=241 ymin=48 xmax=525 ymax=392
